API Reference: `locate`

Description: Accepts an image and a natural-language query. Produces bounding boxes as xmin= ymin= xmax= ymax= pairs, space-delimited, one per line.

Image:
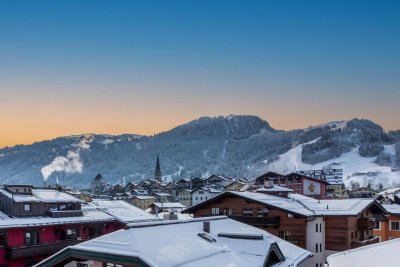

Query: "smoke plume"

xmin=41 ymin=135 xmax=93 ymax=182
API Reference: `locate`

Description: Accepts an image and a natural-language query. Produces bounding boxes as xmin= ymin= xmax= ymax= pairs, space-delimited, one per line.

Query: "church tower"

xmin=154 ymin=155 xmax=162 ymax=182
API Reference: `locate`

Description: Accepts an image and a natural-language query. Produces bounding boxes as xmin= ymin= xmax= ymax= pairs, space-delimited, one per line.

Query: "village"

xmin=0 ymin=156 xmax=398 ymax=267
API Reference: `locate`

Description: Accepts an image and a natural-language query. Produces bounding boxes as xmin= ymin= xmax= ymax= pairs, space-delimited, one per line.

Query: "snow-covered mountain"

xmin=0 ymin=115 xmax=399 ymax=189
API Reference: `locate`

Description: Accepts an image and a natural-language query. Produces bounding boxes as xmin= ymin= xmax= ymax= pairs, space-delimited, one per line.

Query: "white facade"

xmin=306 ymin=217 xmax=325 ymax=267
xmin=192 ymin=188 xmax=221 ymax=205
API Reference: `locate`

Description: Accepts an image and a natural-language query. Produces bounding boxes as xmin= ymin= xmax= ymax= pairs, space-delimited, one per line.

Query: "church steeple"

xmin=155 ymin=155 xmax=162 ymax=182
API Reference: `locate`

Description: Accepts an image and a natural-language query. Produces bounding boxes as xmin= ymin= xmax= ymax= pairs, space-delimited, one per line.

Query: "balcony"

xmin=229 ymin=216 xmax=280 ymax=227
xmin=48 ymin=210 xmax=83 ymax=218
xmin=358 ymin=218 xmax=375 ymax=231
xmin=6 ymin=239 xmax=87 ymax=260
xmin=351 ymin=236 xmax=380 ymax=249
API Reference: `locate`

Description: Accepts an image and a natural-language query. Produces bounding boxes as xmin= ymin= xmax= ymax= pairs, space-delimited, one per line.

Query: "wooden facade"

xmin=186 ymin=194 xmax=308 ymax=248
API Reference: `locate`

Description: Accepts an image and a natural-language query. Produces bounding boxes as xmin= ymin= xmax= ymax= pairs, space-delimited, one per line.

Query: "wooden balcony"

xmin=351 ymin=236 xmax=380 ymax=249
xmin=358 ymin=218 xmax=375 ymax=231
xmin=229 ymin=216 xmax=280 ymax=227
xmin=6 ymin=238 xmax=87 ymax=260
xmin=48 ymin=210 xmax=83 ymax=218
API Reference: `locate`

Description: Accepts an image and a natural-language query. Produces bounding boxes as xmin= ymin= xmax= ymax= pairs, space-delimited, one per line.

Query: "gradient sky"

xmin=1 ymin=1 xmax=399 ymax=148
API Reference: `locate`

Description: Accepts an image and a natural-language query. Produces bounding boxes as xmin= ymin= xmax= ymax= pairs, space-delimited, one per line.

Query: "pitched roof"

xmin=184 ymin=191 xmax=314 ymax=217
xmin=327 ymin=238 xmax=400 ymax=267
xmin=89 ymin=200 xmax=161 ymax=223
xmin=0 ymin=188 xmax=81 ymax=203
xmin=37 ymin=216 xmax=312 ymax=267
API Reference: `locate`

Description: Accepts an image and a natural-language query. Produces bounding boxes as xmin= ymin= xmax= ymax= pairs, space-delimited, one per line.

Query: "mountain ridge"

xmin=0 ymin=115 xmax=399 ymax=189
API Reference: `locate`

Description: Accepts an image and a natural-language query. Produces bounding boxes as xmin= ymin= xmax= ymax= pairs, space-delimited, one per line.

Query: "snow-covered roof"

xmin=327 ymin=238 xmax=400 ymax=267
xmin=378 ymin=187 xmax=400 ymax=195
xmin=39 ymin=216 xmax=312 ymax=267
xmin=254 ymin=185 xmax=293 ymax=192
xmin=0 ymin=188 xmax=81 ymax=203
xmin=382 ymin=204 xmax=400 ymax=215
xmin=89 ymin=200 xmax=161 ymax=223
xmin=133 ymin=195 xmax=155 ymax=200
xmin=193 ymin=187 xmax=223 ymax=194
xmin=152 ymin=202 xmax=186 ymax=209
xmin=290 ymin=194 xmax=376 ymax=216
xmin=229 ymin=192 xmax=315 ymax=217
xmin=0 ymin=206 xmax=114 ymax=229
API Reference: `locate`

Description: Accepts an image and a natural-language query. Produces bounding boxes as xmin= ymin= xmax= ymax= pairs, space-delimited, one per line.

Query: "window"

xmin=211 ymin=208 xmax=220 ymax=215
xmin=106 ymin=263 xmax=123 ymax=267
xmin=89 ymin=226 xmax=102 ymax=238
xmin=258 ymin=208 xmax=268 ymax=216
xmin=278 ymin=230 xmax=292 ymax=241
xmin=49 ymin=204 xmax=58 ymax=211
xmin=25 ymin=231 xmax=39 ymax=246
xmin=391 ymin=221 xmax=400 ymax=230
xmin=320 ymin=243 xmax=322 ymax=252
xmin=228 ymin=208 xmax=233 ymax=215
xmin=77 ymin=264 xmax=88 ymax=267
xmin=0 ymin=233 xmax=6 ymax=246
xmin=315 ymin=243 xmax=318 ymax=252
xmin=316 ymin=224 xmax=319 ymax=232
xmin=319 ymin=223 xmax=322 ymax=232
xmin=374 ymin=221 xmax=381 ymax=230
xmin=199 ymin=191 xmax=204 ymax=194
xmin=24 ymin=203 xmax=31 ymax=212
xmin=243 ymin=208 xmax=253 ymax=216
xmin=62 ymin=228 xmax=80 ymax=240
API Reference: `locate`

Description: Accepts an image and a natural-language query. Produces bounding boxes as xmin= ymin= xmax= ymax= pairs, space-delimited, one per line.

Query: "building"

xmin=326 ymin=238 xmax=400 ymax=267
xmin=204 ymin=174 xmax=234 ymax=187
xmin=253 ymin=172 xmax=328 ymax=199
xmin=0 ymin=185 xmax=126 ymax=266
xmin=132 ymin=195 xmax=156 ymax=210
xmin=149 ymin=202 xmax=186 ymax=214
xmin=297 ymin=168 xmax=344 ymax=197
xmin=154 ymin=155 xmax=162 ymax=182
xmin=225 ymin=180 xmax=247 ymax=192
xmin=191 ymin=187 xmax=222 ymax=205
xmin=90 ymin=174 xmax=107 ymax=195
xmin=183 ymin=191 xmax=387 ymax=267
xmin=346 ymin=187 xmax=378 ymax=198
xmin=35 ymin=216 xmax=313 ymax=267
xmin=373 ymin=204 xmax=400 ymax=241
xmin=177 ymin=189 xmax=192 ymax=207
xmin=89 ymin=200 xmax=161 ymax=224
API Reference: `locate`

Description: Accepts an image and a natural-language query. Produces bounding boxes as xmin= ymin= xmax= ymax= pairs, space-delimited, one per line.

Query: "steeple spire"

xmin=155 ymin=154 xmax=162 ymax=182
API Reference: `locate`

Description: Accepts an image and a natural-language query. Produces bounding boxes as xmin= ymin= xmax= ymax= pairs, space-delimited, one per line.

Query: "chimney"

xmin=203 ymin=221 xmax=210 ymax=233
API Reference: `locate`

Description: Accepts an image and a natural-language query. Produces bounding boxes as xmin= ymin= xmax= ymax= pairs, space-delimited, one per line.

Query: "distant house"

xmin=149 ymin=202 xmax=186 ymax=214
xmin=225 ymin=180 xmax=247 ymax=192
xmin=177 ymin=189 xmax=192 ymax=207
xmin=124 ymin=182 xmax=137 ymax=193
xmin=347 ymin=187 xmax=378 ymax=199
xmin=90 ymin=174 xmax=107 ymax=195
xmin=132 ymin=195 xmax=156 ymax=210
xmin=36 ymin=216 xmax=313 ymax=267
xmin=253 ymin=172 xmax=328 ymax=199
xmin=191 ymin=187 xmax=222 ymax=205
xmin=205 ymin=174 xmax=234 ymax=187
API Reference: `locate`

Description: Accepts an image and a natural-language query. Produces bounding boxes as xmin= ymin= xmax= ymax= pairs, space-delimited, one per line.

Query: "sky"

xmin=1 ymin=0 xmax=399 ymax=148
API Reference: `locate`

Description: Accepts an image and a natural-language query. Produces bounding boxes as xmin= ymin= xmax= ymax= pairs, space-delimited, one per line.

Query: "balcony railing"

xmin=48 ymin=210 xmax=83 ymax=218
xmin=6 ymin=238 xmax=88 ymax=260
xmin=358 ymin=218 xmax=375 ymax=231
xmin=351 ymin=236 xmax=380 ymax=249
xmin=228 ymin=216 xmax=280 ymax=227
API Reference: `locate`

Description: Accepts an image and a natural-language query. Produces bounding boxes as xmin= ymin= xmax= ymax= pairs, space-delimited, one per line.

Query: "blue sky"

xmin=0 ymin=1 xmax=399 ymax=147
